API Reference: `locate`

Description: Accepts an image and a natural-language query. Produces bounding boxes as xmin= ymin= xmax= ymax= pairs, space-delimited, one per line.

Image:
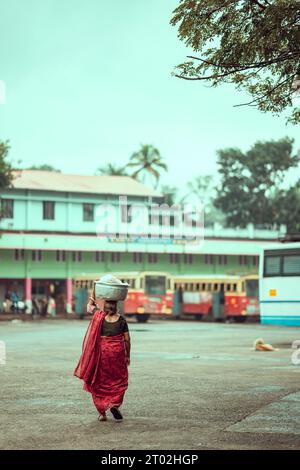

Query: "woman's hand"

xmin=87 ymin=297 xmax=96 ymax=314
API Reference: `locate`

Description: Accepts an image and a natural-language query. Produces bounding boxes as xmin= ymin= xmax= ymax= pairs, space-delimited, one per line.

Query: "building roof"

xmin=11 ymin=170 xmax=163 ymax=198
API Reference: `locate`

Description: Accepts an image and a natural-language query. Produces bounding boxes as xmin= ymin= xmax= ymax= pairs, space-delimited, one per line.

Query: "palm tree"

xmin=95 ymin=163 xmax=128 ymax=176
xmin=127 ymin=144 xmax=167 ymax=188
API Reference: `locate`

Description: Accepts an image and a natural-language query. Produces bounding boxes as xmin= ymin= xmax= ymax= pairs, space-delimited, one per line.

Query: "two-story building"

xmin=0 ymin=170 xmax=285 ymax=315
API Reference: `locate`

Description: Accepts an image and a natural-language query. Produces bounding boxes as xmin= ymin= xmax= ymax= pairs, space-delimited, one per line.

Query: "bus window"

xmin=245 ymin=279 xmax=259 ymax=298
xmin=207 ymin=283 xmax=212 ymax=291
xmin=145 ymin=275 xmax=166 ymax=295
xmin=283 ymin=255 xmax=300 ymax=275
xmin=214 ymin=284 xmax=219 ymax=291
xmin=232 ymin=283 xmax=237 ymax=292
xmin=264 ymin=256 xmax=281 ymax=276
xmin=196 ymin=283 xmax=200 ymax=290
xmin=226 ymin=284 xmax=231 ymax=292
xmin=202 ymin=283 xmax=206 ymax=291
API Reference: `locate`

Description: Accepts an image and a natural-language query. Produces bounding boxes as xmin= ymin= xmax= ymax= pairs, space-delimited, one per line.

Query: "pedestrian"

xmin=74 ymin=287 xmax=131 ymax=422
xmin=11 ymin=291 xmax=19 ymax=313
xmin=172 ymin=285 xmax=183 ymax=319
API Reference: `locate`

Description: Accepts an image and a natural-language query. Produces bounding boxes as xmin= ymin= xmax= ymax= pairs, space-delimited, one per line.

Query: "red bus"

xmin=172 ymin=274 xmax=259 ymax=322
xmin=73 ymin=272 xmax=259 ymax=323
xmin=73 ymin=271 xmax=173 ymax=323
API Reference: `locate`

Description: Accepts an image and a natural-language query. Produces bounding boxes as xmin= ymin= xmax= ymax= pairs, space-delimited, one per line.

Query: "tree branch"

xmin=233 ymin=76 xmax=293 ymax=108
xmin=250 ymin=0 xmax=267 ymax=11
xmin=186 ymin=52 xmax=299 ymax=71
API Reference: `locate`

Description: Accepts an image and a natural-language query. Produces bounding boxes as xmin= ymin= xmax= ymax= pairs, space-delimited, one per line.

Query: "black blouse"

xmin=101 ymin=315 xmax=129 ymax=337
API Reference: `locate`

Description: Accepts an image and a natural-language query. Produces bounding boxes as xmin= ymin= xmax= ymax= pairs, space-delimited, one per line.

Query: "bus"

xmin=73 ymin=271 xmax=173 ymax=323
xmin=259 ymin=242 xmax=300 ymax=326
xmin=73 ymin=271 xmax=259 ymax=323
xmin=172 ymin=274 xmax=259 ymax=322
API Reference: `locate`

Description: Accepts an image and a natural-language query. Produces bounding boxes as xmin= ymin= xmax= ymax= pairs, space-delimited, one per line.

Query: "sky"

xmin=0 ymin=0 xmax=299 ymax=196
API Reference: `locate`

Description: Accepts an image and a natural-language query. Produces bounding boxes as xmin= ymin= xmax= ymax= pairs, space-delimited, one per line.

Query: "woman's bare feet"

xmin=98 ymin=413 xmax=107 ymax=422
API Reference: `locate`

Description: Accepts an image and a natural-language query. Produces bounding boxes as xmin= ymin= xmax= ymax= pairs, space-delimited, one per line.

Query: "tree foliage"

xmin=27 ymin=164 xmax=61 ymax=172
xmin=213 ymin=137 xmax=300 ymax=230
xmin=127 ymin=144 xmax=168 ymax=188
xmin=171 ymin=0 xmax=300 ymax=123
xmin=0 ymin=140 xmax=14 ymax=190
xmin=96 ymin=163 xmax=128 ymax=176
xmin=160 ymin=184 xmax=178 ymax=206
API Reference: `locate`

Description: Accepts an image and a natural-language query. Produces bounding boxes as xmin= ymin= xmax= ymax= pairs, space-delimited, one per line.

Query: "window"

xmin=14 ymin=249 xmax=24 ymax=261
xmin=56 ymin=251 xmax=66 ymax=262
xmin=1 ymin=199 xmax=13 ymax=218
xmin=184 ymin=254 xmax=193 ymax=264
xmin=169 ymin=253 xmax=179 ymax=264
xmin=32 ymin=250 xmax=42 ymax=262
xmin=246 ymin=279 xmax=259 ymax=297
xmin=283 ymin=255 xmax=300 ymax=275
xmin=43 ymin=201 xmax=55 ymax=220
xmin=239 ymin=255 xmax=248 ymax=266
xmin=133 ymin=253 xmax=143 ymax=263
xmin=148 ymin=253 xmax=157 ymax=263
xmin=264 ymin=256 xmax=281 ymax=276
xmin=111 ymin=252 xmax=121 ymax=263
xmin=95 ymin=252 xmax=105 ymax=262
xmin=218 ymin=255 xmax=227 ymax=265
xmin=145 ymin=275 xmax=166 ymax=295
xmin=83 ymin=203 xmax=94 ymax=222
xmin=72 ymin=251 xmax=82 ymax=262
xmin=205 ymin=254 xmax=214 ymax=264
xmin=121 ymin=204 xmax=133 ymax=223
xmin=253 ymin=256 xmax=259 ymax=266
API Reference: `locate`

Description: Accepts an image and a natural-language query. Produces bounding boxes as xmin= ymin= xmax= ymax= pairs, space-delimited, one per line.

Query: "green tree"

xmin=273 ymin=183 xmax=300 ymax=232
xmin=181 ymin=175 xmax=226 ymax=226
xmin=160 ymin=184 xmax=178 ymax=206
xmin=128 ymin=144 xmax=167 ymax=188
xmin=26 ymin=164 xmax=61 ymax=172
xmin=95 ymin=163 xmax=128 ymax=176
xmin=171 ymin=0 xmax=300 ymax=123
xmin=0 ymin=140 xmax=14 ymax=190
xmin=213 ymin=137 xmax=300 ymax=228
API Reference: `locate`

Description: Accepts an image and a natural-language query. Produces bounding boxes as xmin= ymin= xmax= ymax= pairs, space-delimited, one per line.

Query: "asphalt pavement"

xmin=0 ymin=318 xmax=300 ymax=450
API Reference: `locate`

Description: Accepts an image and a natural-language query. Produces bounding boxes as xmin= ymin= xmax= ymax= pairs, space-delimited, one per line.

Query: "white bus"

xmin=259 ymin=242 xmax=300 ymax=326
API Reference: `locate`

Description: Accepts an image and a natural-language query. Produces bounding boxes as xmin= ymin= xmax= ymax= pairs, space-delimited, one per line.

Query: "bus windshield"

xmin=245 ymin=279 xmax=259 ymax=298
xmin=145 ymin=276 xmax=166 ymax=295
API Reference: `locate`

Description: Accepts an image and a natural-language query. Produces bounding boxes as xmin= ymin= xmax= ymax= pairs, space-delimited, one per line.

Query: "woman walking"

xmin=74 ymin=286 xmax=131 ymax=422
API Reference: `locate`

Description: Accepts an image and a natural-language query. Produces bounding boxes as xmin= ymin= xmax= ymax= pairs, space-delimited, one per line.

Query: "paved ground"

xmin=0 ymin=318 xmax=300 ymax=450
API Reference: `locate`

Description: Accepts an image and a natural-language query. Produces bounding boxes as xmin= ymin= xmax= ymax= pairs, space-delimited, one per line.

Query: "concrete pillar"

xmin=66 ymin=278 xmax=73 ymax=314
xmin=24 ymin=278 xmax=32 ymax=314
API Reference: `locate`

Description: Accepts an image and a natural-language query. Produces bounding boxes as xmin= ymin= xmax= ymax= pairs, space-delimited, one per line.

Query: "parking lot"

xmin=1 ymin=318 xmax=300 ymax=450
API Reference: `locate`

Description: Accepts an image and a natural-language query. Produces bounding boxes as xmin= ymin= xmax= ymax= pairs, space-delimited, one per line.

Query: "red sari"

xmin=74 ymin=310 xmax=128 ymax=415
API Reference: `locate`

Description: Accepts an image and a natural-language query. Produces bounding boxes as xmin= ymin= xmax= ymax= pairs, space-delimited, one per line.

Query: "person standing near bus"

xmin=172 ymin=285 xmax=183 ymax=319
xmin=74 ymin=289 xmax=130 ymax=422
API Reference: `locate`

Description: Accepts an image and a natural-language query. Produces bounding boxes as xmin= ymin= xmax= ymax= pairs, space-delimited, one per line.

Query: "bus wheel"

xmin=233 ymin=317 xmax=246 ymax=323
xmin=194 ymin=314 xmax=203 ymax=321
xmin=136 ymin=314 xmax=150 ymax=323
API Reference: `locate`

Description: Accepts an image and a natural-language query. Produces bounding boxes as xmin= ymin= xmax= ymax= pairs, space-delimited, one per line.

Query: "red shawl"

xmin=73 ymin=310 xmax=106 ymax=387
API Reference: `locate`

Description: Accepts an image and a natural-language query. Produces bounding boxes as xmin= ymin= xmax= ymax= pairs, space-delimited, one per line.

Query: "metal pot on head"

xmin=94 ymin=275 xmax=129 ymax=301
